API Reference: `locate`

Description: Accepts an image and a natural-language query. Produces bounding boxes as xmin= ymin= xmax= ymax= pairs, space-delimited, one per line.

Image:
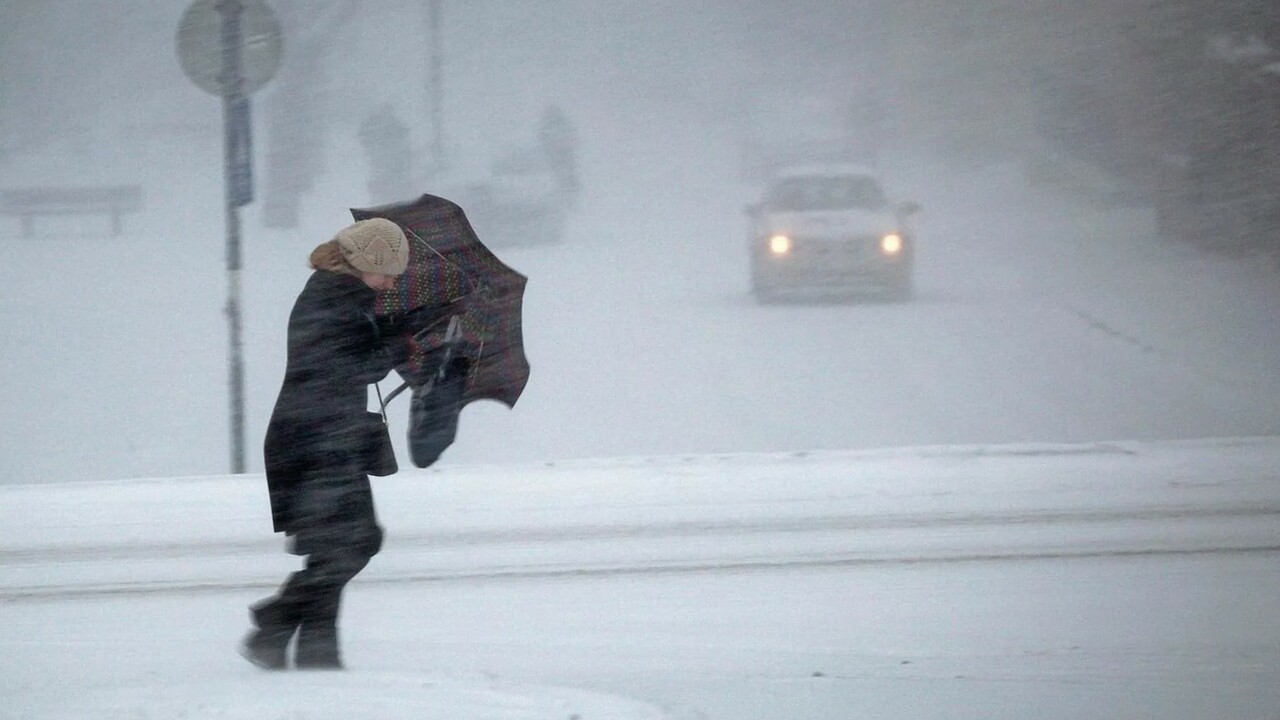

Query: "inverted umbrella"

xmin=351 ymin=193 xmax=530 ymax=409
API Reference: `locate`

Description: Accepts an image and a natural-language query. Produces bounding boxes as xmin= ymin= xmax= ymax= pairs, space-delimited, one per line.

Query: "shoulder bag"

xmin=363 ymin=383 xmax=398 ymax=476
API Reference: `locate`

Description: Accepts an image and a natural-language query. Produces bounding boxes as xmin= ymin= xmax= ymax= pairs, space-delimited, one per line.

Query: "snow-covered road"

xmin=4 ymin=438 xmax=1279 ymax=719
xmin=5 ymin=438 xmax=1279 ymax=600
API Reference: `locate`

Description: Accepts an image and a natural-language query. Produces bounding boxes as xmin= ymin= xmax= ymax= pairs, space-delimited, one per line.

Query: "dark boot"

xmin=281 ymin=499 xmax=377 ymax=670
xmin=295 ymin=618 xmax=342 ymax=669
xmin=295 ymin=587 xmax=344 ymax=670
xmin=239 ymin=595 xmax=300 ymax=670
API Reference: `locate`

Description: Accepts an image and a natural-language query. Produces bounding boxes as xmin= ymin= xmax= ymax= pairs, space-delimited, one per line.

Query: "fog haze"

xmin=3 ymin=1 xmax=1279 ymax=485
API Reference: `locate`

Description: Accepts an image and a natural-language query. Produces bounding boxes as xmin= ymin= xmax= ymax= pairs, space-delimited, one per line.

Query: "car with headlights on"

xmin=747 ymin=164 xmax=921 ymax=302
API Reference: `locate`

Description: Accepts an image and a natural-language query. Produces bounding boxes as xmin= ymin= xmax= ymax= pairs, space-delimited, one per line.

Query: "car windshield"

xmin=767 ymin=175 xmax=889 ymax=211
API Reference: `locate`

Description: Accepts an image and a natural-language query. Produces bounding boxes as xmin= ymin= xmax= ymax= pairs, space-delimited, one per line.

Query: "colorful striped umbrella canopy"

xmin=352 ymin=194 xmax=530 ymax=409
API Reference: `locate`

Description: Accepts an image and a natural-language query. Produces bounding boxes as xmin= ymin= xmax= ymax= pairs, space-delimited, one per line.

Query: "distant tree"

xmin=1095 ymin=0 xmax=1280 ymax=251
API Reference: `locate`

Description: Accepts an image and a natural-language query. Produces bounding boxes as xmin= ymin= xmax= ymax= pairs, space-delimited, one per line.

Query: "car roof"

xmin=773 ymin=162 xmax=880 ymax=180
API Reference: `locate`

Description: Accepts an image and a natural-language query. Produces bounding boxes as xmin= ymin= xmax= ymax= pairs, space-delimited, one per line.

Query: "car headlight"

xmin=879 ymin=233 xmax=904 ymax=256
xmin=768 ymin=234 xmax=792 ymax=255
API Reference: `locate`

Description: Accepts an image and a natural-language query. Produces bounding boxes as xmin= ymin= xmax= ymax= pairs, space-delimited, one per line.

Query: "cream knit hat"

xmin=335 ymin=218 xmax=408 ymax=276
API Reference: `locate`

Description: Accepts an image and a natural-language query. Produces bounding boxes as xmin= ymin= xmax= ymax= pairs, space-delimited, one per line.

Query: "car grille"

xmin=792 ymin=235 xmax=880 ymax=260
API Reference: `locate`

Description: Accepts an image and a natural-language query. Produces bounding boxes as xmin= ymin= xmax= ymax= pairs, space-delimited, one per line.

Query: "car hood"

xmin=761 ymin=209 xmax=900 ymax=238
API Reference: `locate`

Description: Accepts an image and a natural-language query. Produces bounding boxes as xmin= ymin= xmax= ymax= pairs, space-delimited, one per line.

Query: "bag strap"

xmin=375 ymin=382 xmax=390 ymax=421
xmin=382 ymin=379 xmax=413 ymax=408
xmin=378 ymin=377 xmax=429 ymax=414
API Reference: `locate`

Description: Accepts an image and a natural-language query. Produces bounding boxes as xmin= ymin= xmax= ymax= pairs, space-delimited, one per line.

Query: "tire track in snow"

xmin=4 ymin=503 xmax=1278 ymax=564
xmin=4 ymin=501 xmax=1279 ymax=602
xmin=1061 ymin=303 xmax=1253 ymax=395
xmin=3 ymin=543 xmax=1278 ymax=603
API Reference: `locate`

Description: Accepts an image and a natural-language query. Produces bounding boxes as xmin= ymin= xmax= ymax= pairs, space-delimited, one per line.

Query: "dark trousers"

xmin=253 ymin=471 xmax=383 ymax=666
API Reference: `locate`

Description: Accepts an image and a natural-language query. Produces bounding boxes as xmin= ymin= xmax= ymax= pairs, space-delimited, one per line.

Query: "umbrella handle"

xmin=381 ymin=312 xmax=463 ymax=414
xmin=428 ymin=316 xmax=463 ymax=383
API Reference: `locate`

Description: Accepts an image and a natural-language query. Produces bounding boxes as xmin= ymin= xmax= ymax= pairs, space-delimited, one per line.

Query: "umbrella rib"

xmin=402 ymin=224 xmax=487 ymax=385
xmin=403 ymin=226 xmax=480 ymax=294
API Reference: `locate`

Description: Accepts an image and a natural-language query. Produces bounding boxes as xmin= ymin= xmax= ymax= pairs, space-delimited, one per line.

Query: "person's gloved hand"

xmin=412 ymin=315 xmax=468 ymax=380
xmin=375 ymin=312 xmax=408 ymax=339
xmin=384 ymin=333 xmax=413 ymax=368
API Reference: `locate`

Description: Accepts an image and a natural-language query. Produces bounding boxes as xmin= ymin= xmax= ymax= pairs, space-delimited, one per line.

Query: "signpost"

xmin=177 ymin=0 xmax=282 ymax=97
xmin=176 ymin=0 xmax=282 ymax=474
xmin=227 ymin=97 xmax=254 ymax=206
xmin=426 ymin=0 xmax=445 ymax=173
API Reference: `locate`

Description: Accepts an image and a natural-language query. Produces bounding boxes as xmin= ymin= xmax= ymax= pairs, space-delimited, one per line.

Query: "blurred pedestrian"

xmin=537 ymin=104 xmax=580 ymax=200
xmin=359 ymin=103 xmax=414 ymax=205
xmin=241 ymin=218 xmax=411 ymax=670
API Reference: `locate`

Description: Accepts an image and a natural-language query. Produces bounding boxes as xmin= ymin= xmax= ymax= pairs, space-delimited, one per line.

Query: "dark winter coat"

xmin=263 ymin=270 xmax=404 ymax=534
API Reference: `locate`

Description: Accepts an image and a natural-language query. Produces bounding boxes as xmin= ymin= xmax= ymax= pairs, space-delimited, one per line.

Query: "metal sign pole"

xmin=219 ymin=0 xmax=248 ymax=474
xmin=177 ymin=0 xmax=278 ymax=476
xmin=428 ymin=0 xmax=444 ymax=173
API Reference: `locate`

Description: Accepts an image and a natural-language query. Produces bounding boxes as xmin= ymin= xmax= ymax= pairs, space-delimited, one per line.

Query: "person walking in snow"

xmin=241 ymin=218 xmax=411 ymax=670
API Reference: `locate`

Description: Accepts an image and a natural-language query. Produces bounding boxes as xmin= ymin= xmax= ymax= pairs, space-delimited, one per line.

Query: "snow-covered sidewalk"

xmin=25 ymin=673 xmax=675 ymax=720
xmin=5 ymin=437 xmax=1278 ymax=599
xmin=5 ymin=437 xmax=1279 ymax=720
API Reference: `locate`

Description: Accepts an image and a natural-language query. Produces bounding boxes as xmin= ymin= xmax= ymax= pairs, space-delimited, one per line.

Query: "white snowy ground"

xmin=4 ymin=437 xmax=1280 ymax=719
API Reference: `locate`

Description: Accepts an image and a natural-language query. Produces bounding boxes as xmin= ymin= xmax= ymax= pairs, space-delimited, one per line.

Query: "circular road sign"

xmin=176 ymin=0 xmax=283 ymax=96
